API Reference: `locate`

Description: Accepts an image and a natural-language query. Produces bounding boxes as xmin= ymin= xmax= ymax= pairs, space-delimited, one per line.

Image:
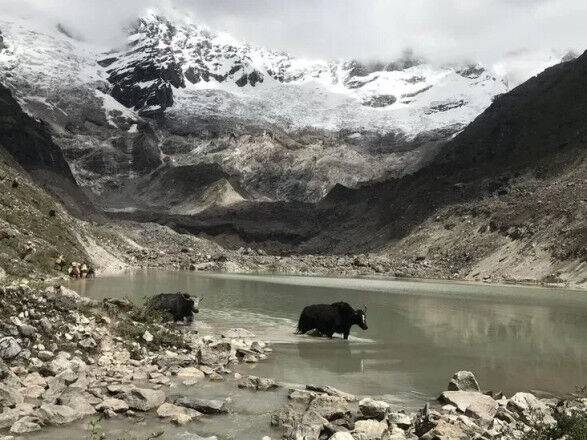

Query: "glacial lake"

xmin=60 ymin=271 xmax=587 ymax=440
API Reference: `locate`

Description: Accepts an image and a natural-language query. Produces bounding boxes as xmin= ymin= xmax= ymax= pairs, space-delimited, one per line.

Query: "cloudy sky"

xmin=3 ymin=0 xmax=585 ymax=64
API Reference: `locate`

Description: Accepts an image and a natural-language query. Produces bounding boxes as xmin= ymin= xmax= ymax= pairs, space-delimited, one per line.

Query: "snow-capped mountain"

xmin=99 ymin=14 xmax=507 ymax=133
xmin=0 ymin=11 xmax=568 ymax=210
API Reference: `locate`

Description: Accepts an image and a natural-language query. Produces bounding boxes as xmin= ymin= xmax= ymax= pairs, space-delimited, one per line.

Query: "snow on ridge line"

xmin=0 ymin=12 xmax=565 ymax=140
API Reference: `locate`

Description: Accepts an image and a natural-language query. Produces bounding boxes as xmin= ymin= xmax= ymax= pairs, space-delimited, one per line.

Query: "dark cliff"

xmin=0 ymin=84 xmax=95 ymax=218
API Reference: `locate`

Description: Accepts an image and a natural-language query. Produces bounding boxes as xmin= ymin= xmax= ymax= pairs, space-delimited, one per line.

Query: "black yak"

xmin=296 ymin=302 xmax=368 ymax=340
xmin=147 ymin=292 xmax=200 ymax=323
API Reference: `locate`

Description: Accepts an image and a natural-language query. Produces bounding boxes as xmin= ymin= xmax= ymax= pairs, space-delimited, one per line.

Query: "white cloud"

xmin=1 ymin=0 xmax=585 ymax=65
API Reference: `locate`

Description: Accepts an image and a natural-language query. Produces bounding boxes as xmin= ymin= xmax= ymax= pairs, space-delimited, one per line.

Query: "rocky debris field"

xmin=0 ymin=284 xmax=271 ymax=438
xmin=271 ymin=371 xmax=587 ymax=440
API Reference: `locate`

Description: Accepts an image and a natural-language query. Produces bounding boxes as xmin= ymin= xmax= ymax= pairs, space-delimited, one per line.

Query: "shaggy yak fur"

xmin=147 ymin=292 xmax=200 ymax=322
xmin=296 ymin=302 xmax=368 ymax=340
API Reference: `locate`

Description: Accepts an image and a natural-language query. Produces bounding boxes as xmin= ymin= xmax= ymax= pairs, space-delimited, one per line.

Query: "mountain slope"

xmin=317 ymin=51 xmax=587 ymax=284
xmin=171 ymin=51 xmax=587 ymax=286
xmin=0 ymin=84 xmax=92 ymax=280
xmin=0 ymin=84 xmax=96 ymax=219
xmin=0 ymin=12 xmax=532 ymax=207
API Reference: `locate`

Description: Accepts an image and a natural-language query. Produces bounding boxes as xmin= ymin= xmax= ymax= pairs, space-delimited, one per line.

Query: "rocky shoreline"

xmin=0 ymin=284 xmax=272 ymax=439
xmin=1 ymin=284 xmax=586 ymax=440
xmin=82 ymin=221 xmax=585 ymax=291
xmin=272 ymin=372 xmax=587 ymax=440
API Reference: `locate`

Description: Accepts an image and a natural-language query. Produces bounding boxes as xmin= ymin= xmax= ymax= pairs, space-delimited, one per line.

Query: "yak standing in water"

xmin=147 ymin=292 xmax=201 ymax=323
xmin=296 ymin=302 xmax=368 ymax=340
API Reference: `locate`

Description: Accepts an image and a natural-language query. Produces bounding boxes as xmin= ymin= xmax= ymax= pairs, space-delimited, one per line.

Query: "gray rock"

xmin=464 ymin=396 xmax=498 ymax=422
xmin=354 ymin=419 xmax=388 ymax=439
xmin=419 ymin=419 xmax=469 ymax=440
xmin=383 ymin=425 xmax=412 ymax=439
xmin=171 ymin=395 xmax=229 ymax=414
xmin=17 ymin=324 xmax=36 ymax=337
xmin=38 ymin=403 xmax=83 ymax=425
xmin=0 ymin=385 xmax=24 ymax=407
xmin=237 ymin=375 xmax=280 ymax=391
xmin=39 ymin=317 xmax=52 ymax=333
xmin=448 ymin=371 xmax=480 ymax=392
xmin=308 ymin=395 xmax=350 ymax=422
xmin=507 ymin=392 xmax=556 ymax=426
xmin=359 ymin=397 xmax=390 ymax=420
xmin=122 ymin=387 xmax=166 ymax=412
xmin=387 ymin=411 xmax=413 ymax=429
xmin=0 ymin=408 xmax=20 ymax=430
xmin=0 ymin=337 xmax=22 ymax=360
xmin=439 ymin=391 xmax=496 ymax=415
xmin=10 ymin=416 xmax=42 ymax=434
xmin=306 ymin=384 xmax=358 ymax=402
xmin=157 ymin=402 xmax=200 ymax=425
xmin=42 ymin=377 xmax=66 ymax=403
xmin=95 ymin=398 xmax=129 ymax=413
xmin=57 ymin=389 xmax=96 ymax=417
xmin=176 ymin=366 xmax=205 ymax=382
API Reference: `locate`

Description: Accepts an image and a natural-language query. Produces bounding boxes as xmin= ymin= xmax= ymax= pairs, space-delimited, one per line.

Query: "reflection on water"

xmin=71 ymin=270 xmax=587 ymax=403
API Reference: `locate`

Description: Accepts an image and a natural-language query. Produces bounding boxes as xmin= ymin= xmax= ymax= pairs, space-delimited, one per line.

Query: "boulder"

xmin=57 ymin=389 xmax=96 ymax=417
xmin=387 ymin=411 xmax=413 ymax=429
xmin=447 ymin=371 xmax=480 ymax=392
xmin=171 ymin=396 xmax=229 ymax=414
xmin=308 ymin=395 xmax=351 ymax=422
xmin=41 ymin=377 xmax=66 ymax=403
xmin=354 ymin=419 xmax=387 ymax=439
xmin=197 ymin=346 xmax=231 ymax=366
xmin=359 ymin=397 xmax=390 ymax=420
xmin=38 ymin=404 xmax=83 ymax=425
xmin=238 ymin=375 xmax=280 ymax=391
xmin=0 ymin=337 xmax=22 ymax=360
xmin=157 ymin=402 xmax=200 ymax=425
xmin=22 ymin=372 xmax=46 ymax=388
xmin=176 ymin=367 xmax=205 ymax=382
xmin=0 ymin=408 xmax=20 ymax=430
xmin=420 ymin=419 xmax=469 ymax=440
xmin=17 ymin=324 xmax=36 ymax=337
xmin=10 ymin=416 xmax=42 ymax=434
xmin=122 ymin=388 xmax=166 ymax=412
xmin=96 ymin=398 xmax=129 ymax=413
xmin=507 ymin=392 xmax=555 ymax=426
xmin=382 ymin=425 xmax=411 ymax=439
xmin=465 ymin=396 xmax=498 ymax=422
xmin=47 ymin=352 xmax=74 ymax=376
xmin=298 ymin=409 xmax=329 ymax=440
xmin=0 ymin=385 xmax=24 ymax=407
xmin=306 ymin=384 xmax=358 ymax=402
xmin=439 ymin=391 xmax=496 ymax=415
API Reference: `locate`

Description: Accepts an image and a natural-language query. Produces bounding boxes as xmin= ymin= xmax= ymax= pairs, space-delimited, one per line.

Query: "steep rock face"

xmin=0 ymin=84 xmax=94 ymax=218
xmin=0 ymin=85 xmax=74 ymax=179
xmin=0 ymin=86 xmax=91 ymax=279
xmin=98 ymin=15 xmax=267 ymax=116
